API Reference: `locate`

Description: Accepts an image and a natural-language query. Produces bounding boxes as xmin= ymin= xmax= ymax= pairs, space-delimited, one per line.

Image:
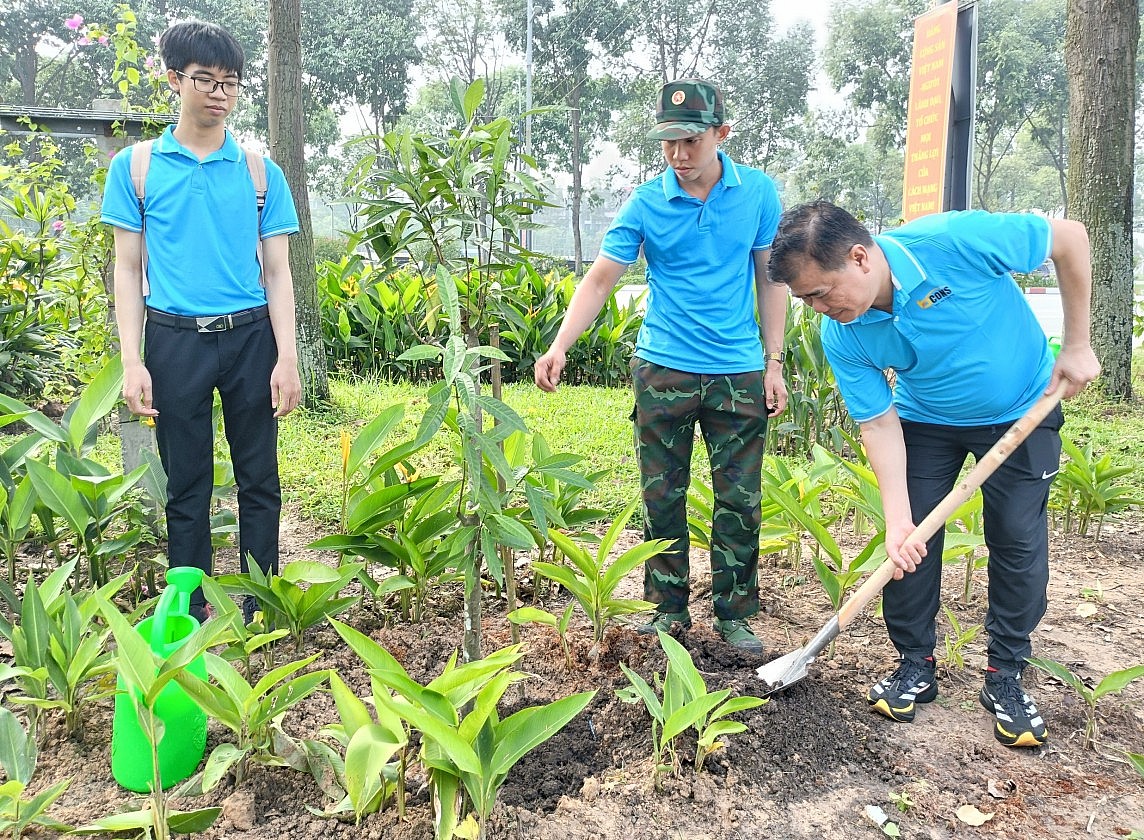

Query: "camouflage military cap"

xmin=646 ymin=79 xmax=725 ymax=141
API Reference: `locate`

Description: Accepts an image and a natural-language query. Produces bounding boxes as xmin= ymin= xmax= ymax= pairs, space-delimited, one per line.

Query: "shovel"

xmin=756 ymin=381 xmax=1067 ymax=696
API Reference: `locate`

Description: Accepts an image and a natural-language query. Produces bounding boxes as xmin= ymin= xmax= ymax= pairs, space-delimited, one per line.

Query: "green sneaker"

xmin=714 ymin=618 xmax=764 ymax=654
xmin=637 ymin=609 xmax=692 ymax=635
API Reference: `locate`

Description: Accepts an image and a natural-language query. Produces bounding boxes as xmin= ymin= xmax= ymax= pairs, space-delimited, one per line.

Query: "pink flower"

xmin=98 ymin=35 xmax=108 ymax=45
xmin=65 ymin=14 xmax=83 ymax=30
xmin=77 ymin=35 xmax=91 ymax=45
xmin=52 ymin=220 xmax=65 ymax=233
xmin=144 ymin=56 xmax=155 ymax=69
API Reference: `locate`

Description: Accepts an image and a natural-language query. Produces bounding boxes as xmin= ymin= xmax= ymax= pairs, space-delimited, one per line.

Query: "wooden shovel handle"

xmin=836 ymin=382 xmax=1067 ymax=630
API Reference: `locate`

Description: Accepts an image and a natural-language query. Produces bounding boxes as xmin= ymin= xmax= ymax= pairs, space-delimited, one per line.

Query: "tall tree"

xmin=627 ymin=0 xmax=719 ymax=81
xmin=302 ymin=0 xmax=420 ymax=136
xmin=502 ymin=0 xmax=632 ymax=273
xmin=712 ymin=4 xmax=814 ymax=172
xmin=1065 ymin=0 xmax=1138 ymax=398
xmin=268 ymin=0 xmax=330 ymax=405
xmin=974 ymin=0 xmax=1067 ymax=211
xmin=416 ymin=0 xmax=513 ymax=119
xmin=824 ymin=0 xmax=927 ymax=151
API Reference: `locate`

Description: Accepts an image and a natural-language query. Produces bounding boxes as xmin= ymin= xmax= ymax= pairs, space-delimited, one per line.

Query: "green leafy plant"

xmin=1025 ymin=657 xmax=1144 ymax=749
xmin=939 ymin=493 xmax=987 ymax=604
xmin=217 ymin=558 xmax=363 ymax=653
xmin=330 ymin=618 xmax=595 ymax=840
xmin=888 ymin=789 xmax=914 ymax=813
xmin=1051 ymin=436 xmax=1141 ymax=539
xmin=199 ymin=575 xmax=289 ymax=678
xmin=0 ymin=561 xmax=127 ymax=738
xmin=533 ymin=496 xmax=666 ymax=647
xmin=768 ymin=305 xmax=853 ymax=457
xmin=0 ymin=706 xmax=72 ymax=839
xmin=303 ymin=670 xmax=409 ymax=823
xmin=175 ymin=652 xmax=329 ymax=788
xmin=309 ymin=405 xmax=456 ymax=622
xmin=938 ymin=604 xmax=983 ymax=672
xmin=616 ymin=630 xmax=766 ymax=776
xmin=507 ymin=604 xmax=576 ymax=669
xmin=352 ymin=77 xmax=553 ymax=660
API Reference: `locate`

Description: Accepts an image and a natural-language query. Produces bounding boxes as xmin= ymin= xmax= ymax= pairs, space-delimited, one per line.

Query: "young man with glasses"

xmin=101 ymin=20 xmax=300 ymax=624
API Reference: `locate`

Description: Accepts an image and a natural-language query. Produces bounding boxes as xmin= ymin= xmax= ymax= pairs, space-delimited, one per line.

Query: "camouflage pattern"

xmin=647 ymin=79 xmax=725 ymax=140
xmin=631 ymin=358 xmax=767 ymax=620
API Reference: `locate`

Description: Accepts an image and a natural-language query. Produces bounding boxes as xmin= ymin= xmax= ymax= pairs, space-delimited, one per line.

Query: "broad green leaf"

xmin=1093 ymin=663 xmax=1144 ymax=698
xmin=200 ymin=743 xmax=247 ymax=793
xmin=330 ymin=671 xmax=374 ymax=739
xmin=0 ymin=706 xmax=34 ymax=783
xmin=347 ymin=404 xmax=405 ymax=478
xmin=25 ymin=458 xmax=89 ymax=535
xmin=506 ymin=607 xmax=557 ymax=628
xmin=344 ymin=724 xmax=403 ymax=814
xmin=66 ymin=355 xmax=123 ymax=456
xmin=1025 ymin=657 xmax=1091 ymax=698
xmin=168 ymin=807 xmax=223 ymax=834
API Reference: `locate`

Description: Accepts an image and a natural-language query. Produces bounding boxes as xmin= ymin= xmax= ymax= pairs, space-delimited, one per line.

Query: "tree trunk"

xmin=15 ymin=41 xmax=37 ymax=104
xmin=569 ymin=79 xmax=584 ymax=275
xmin=1065 ymin=0 xmax=1138 ymax=399
xmin=267 ymin=0 xmax=330 ymax=406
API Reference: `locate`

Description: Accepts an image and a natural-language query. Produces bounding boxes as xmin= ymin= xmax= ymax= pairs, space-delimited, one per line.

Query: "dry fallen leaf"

xmin=987 ymin=779 xmax=1017 ymax=799
xmin=1077 ymin=602 xmax=1098 ymax=619
xmin=956 ymin=805 xmax=995 ymax=826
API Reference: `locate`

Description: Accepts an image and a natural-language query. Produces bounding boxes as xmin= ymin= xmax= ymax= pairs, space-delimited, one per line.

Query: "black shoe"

xmin=867 ymin=657 xmax=938 ymax=722
xmin=188 ymin=602 xmax=212 ymax=624
xmin=242 ymin=595 xmax=258 ymax=626
xmin=980 ymin=669 xmax=1047 ymax=747
xmin=636 ymin=609 xmax=691 ymax=635
xmin=713 ymin=618 xmax=764 ymax=654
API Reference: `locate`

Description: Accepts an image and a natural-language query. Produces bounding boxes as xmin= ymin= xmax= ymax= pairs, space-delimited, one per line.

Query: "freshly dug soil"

xmin=15 ymin=511 xmax=1144 ymax=839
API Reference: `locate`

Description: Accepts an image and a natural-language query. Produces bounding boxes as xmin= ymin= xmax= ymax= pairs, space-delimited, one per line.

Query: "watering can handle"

xmin=836 ymin=382 xmax=1067 ymax=631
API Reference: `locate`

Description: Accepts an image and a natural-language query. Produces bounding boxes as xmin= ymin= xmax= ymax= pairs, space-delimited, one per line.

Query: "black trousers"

xmin=885 ymin=406 xmax=1063 ymax=672
xmin=145 ymin=316 xmax=281 ymax=605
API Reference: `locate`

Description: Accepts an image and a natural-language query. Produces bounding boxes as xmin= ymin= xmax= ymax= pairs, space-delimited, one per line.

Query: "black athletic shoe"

xmin=242 ymin=595 xmax=258 ymax=626
xmin=979 ymin=669 xmax=1047 ymax=747
xmin=867 ymin=657 xmax=938 ymax=722
xmin=188 ymin=602 xmax=213 ymax=624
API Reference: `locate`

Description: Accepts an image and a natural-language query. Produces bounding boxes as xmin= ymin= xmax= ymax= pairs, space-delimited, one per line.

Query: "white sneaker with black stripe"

xmin=980 ymin=669 xmax=1047 ymax=747
xmin=867 ymin=657 xmax=938 ymax=723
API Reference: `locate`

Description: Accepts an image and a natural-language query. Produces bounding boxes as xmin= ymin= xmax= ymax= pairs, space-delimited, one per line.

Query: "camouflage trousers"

xmin=630 ymin=358 xmax=768 ymax=620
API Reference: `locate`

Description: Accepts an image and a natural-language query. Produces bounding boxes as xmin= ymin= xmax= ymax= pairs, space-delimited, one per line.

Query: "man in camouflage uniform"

xmin=534 ymin=79 xmax=788 ymax=653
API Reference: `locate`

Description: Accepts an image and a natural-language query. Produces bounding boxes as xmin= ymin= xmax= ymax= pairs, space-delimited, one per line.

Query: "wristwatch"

xmin=765 ymin=351 xmax=786 ymax=365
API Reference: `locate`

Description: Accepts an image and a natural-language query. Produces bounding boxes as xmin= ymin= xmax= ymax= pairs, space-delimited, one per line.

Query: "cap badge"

xmin=671 ymin=90 xmax=686 ymax=105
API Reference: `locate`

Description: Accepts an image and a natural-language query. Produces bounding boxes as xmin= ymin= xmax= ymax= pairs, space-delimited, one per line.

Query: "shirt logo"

xmin=917 ymin=285 xmax=953 ymax=309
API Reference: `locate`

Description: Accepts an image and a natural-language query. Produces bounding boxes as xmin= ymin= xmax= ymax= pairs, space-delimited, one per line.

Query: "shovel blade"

xmin=755 ymin=645 xmax=815 ymax=696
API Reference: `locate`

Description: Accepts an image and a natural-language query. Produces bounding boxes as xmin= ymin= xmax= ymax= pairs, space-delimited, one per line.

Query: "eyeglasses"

xmin=174 ymin=70 xmax=244 ymax=97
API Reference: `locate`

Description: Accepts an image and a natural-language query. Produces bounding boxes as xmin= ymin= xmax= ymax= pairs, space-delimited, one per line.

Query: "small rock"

xmin=581 ymin=777 xmax=600 ymax=801
xmin=221 ymin=789 xmax=256 ymax=831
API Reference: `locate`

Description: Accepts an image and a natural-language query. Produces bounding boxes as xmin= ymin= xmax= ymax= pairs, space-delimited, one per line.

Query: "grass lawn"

xmin=279 ymin=379 xmax=647 ymax=524
xmin=276 ymin=366 xmax=1144 ymax=528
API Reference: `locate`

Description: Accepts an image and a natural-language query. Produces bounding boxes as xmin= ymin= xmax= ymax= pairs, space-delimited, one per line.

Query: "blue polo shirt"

xmin=101 ymin=126 xmax=299 ymax=316
xmin=599 ymin=151 xmax=781 ymax=374
xmin=822 ymin=210 xmax=1054 ymax=426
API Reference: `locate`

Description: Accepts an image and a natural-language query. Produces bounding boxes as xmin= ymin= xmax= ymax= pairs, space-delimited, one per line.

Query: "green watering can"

xmin=110 ymin=567 xmax=209 ymax=792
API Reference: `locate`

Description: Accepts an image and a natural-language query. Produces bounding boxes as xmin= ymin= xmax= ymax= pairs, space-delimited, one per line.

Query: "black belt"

xmin=146 ymin=305 xmax=269 ymax=333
